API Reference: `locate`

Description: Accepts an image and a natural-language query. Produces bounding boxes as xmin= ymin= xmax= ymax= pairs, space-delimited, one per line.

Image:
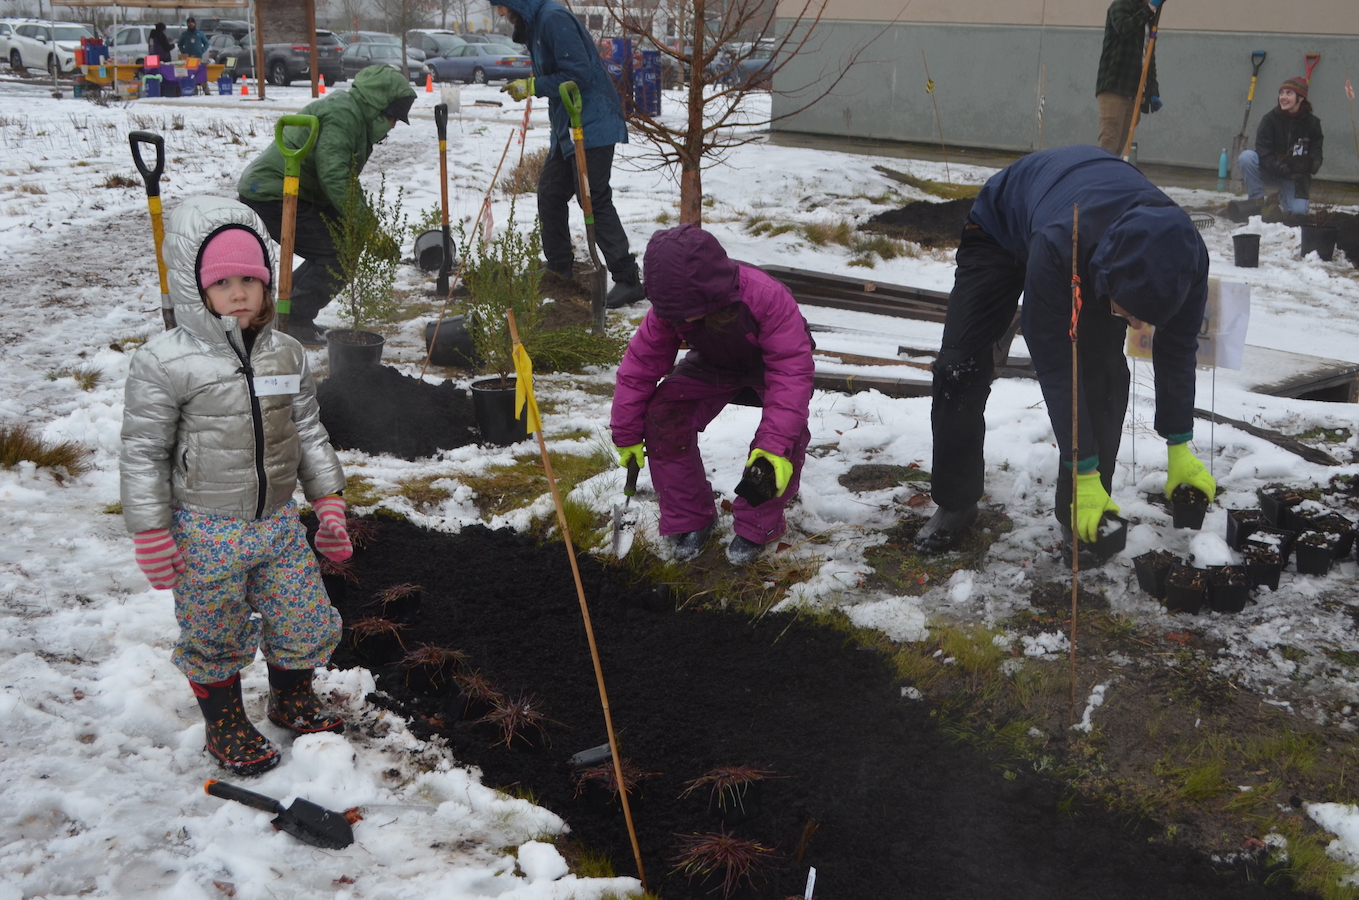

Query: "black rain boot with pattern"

xmin=192 ymin=674 xmax=280 ymax=777
xmin=267 ymin=665 xmax=345 ymax=735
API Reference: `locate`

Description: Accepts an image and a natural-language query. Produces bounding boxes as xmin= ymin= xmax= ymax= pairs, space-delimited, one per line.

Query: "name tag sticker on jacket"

xmin=253 ymin=374 xmax=300 ymax=396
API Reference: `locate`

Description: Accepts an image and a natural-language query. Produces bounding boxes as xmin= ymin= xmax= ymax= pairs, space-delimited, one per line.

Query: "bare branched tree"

xmin=435 ymin=0 xmax=480 ymax=31
xmin=371 ymin=0 xmax=435 ymax=62
xmin=330 ymin=0 xmax=369 ymax=33
xmin=600 ymin=0 xmax=901 ymax=224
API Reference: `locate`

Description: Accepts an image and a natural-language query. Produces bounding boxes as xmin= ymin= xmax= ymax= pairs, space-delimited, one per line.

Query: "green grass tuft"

xmin=0 ymin=423 xmax=90 ymax=475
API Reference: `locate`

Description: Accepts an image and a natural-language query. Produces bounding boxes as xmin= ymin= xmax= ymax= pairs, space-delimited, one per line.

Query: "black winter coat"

xmin=1254 ymin=106 xmax=1324 ymax=199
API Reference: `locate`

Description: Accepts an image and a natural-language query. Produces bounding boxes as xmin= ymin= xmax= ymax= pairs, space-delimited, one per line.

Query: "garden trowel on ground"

xmin=205 ymin=779 xmax=354 ymax=849
xmin=611 ymin=457 xmax=640 ymax=557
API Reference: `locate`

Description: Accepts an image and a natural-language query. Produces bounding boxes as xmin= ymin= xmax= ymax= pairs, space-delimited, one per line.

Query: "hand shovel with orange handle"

xmin=129 ymin=131 xmax=173 ymax=330
xmin=559 ymin=81 xmax=606 ymax=334
xmin=273 ymin=114 xmax=320 ymax=336
xmin=205 ymin=779 xmax=354 ymax=849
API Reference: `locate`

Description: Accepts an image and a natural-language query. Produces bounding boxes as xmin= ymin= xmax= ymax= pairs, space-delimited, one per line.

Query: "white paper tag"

xmin=804 ymin=866 xmax=816 ymax=899
xmin=253 ymin=374 xmax=300 ymax=396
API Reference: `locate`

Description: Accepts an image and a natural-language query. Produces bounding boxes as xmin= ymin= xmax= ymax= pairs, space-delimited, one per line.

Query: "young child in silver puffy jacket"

xmin=120 ymin=196 xmax=352 ymax=776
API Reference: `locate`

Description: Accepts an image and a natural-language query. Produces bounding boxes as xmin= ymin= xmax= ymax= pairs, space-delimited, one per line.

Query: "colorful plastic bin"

xmin=143 ymin=74 xmax=162 ymax=97
xmin=217 ymin=75 xmax=233 ymax=95
xmin=179 ymin=76 xmax=196 ymax=96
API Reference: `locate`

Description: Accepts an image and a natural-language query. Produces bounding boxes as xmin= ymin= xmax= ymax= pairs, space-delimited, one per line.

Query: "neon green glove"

xmin=747 ymin=449 xmax=793 ymax=497
xmin=502 ymin=77 xmax=534 ymax=102
xmin=1165 ymin=442 xmax=1216 ymax=502
xmin=617 ymin=443 xmax=645 ymax=470
xmin=1073 ymin=471 xmax=1120 ymax=544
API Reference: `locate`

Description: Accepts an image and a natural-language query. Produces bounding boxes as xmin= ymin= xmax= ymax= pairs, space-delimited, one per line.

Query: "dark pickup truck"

xmin=206 ymin=29 xmax=344 ymax=85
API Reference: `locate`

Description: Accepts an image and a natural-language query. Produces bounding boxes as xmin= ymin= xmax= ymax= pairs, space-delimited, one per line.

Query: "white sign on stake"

xmin=1124 ymin=279 xmax=1251 ymax=370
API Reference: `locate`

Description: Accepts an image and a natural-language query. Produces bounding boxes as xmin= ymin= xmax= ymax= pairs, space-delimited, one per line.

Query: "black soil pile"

xmin=324 ymin=519 xmax=1302 ymax=900
xmin=317 ymin=365 xmax=478 ymax=460
xmin=861 ymin=198 xmax=974 ymax=248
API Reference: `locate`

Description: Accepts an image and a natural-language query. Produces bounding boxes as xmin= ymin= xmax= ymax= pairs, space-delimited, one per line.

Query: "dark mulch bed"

xmin=324 ymin=519 xmax=1304 ymax=900
xmin=317 ymin=365 xmax=478 ymax=460
xmin=860 ymin=198 xmax=974 ymax=248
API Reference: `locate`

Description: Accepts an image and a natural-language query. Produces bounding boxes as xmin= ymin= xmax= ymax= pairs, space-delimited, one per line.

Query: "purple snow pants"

xmin=643 ymin=375 xmax=810 ymax=544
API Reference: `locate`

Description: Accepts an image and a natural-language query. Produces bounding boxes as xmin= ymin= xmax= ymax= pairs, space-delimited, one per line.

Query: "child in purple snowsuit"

xmin=611 ymin=225 xmax=814 ymax=565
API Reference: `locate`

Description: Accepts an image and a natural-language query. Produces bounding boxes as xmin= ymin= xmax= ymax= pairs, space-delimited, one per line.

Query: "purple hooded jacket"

xmin=611 ymin=225 xmax=814 ymax=458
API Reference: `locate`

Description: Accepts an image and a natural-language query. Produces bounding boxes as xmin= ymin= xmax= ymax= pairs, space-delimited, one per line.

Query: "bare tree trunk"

xmin=679 ymin=0 xmax=706 ymax=223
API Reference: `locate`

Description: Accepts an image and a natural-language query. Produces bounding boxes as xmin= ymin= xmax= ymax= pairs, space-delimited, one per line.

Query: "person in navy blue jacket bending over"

xmin=916 ymin=145 xmax=1217 ymax=553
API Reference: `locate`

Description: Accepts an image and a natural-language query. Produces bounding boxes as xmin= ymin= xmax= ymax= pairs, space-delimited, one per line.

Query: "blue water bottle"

xmin=1217 ymin=148 xmax=1229 ymax=191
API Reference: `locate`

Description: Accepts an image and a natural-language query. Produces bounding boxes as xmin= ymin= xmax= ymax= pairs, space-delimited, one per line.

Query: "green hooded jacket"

xmin=237 ymin=65 xmax=416 ymax=211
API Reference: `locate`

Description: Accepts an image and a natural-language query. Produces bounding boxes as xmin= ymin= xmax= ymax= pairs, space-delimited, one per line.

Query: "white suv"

xmin=8 ymin=20 xmax=92 ymax=74
xmin=107 ymin=23 xmax=184 ymax=65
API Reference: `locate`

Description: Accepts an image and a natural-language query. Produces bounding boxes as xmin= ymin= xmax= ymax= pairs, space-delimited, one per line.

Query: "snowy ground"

xmin=3 ymin=75 xmax=1359 ymax=897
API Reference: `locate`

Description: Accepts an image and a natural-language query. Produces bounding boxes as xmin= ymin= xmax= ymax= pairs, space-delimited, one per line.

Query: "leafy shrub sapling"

xmin=347 ymin=616 xmax=406 ymax=649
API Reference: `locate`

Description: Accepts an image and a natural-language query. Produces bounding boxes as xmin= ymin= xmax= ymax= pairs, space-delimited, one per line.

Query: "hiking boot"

xmin=192 ymin=674 xmax=280 ymax=777
xmin=914 ymin=503 xmax=979 ymax=554
xmin=605 ymin=269 xmax=645 ymax=309
xmin=266 ymin=666 xmax=345 ymax=735
xmin=287 ymin=321 xmax=328 ymax=348
xmin=726 ymin=534 xmax=766 ymax=565
xmin=1225 ymin=196 xmax=1263 ymax=224
xmin=671 ymin=522 xmax=715 ymax=561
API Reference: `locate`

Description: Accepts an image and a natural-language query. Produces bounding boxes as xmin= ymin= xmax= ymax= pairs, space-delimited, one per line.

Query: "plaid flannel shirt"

xmin=1096 ymin=0 xmax=1159 ymax=99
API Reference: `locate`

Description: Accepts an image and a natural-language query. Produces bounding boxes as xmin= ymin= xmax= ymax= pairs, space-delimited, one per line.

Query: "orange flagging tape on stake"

xmin=425 ymin=73 xmax=433 ymax=92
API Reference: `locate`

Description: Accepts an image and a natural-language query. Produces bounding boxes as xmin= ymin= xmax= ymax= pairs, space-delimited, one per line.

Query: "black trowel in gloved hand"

xmin=611 ymin=457 xmax=640 ymax=557
xmin=205 ymin=779 xmax=355 ymax=849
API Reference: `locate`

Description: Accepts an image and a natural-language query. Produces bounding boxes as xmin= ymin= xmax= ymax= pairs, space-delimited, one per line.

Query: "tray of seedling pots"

xmin=1258 ymin=485 xmax=1306 ymax=529
xmin=1163 ymin=563 xmax=1207 ymax=614
xmin=1132 ymin=549 xmax=1180 ymax=599
xmin=1294 ymin=530 xmax=1336 ymax=576
xmin=1171 ymin=485 xmax=1210 ymax=530
xmin=1239 ymin=542 xmax=1283 ymax=591
xmin=1226 ymin=508 xmax=1270 ymax=549
xmin=1207 ymin=565 xmax=1252 ymax=613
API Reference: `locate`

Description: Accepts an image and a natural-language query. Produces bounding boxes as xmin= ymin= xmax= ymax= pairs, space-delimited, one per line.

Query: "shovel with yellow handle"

xmin=129 ymin=131 xmax=173 ymax=330
xmin=273 ymin=114 xmax=320 ymax=336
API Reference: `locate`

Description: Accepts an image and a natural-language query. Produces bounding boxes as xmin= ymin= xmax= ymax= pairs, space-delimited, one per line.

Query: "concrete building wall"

xmin=770 ymin=9 xmax=1359 ymax=182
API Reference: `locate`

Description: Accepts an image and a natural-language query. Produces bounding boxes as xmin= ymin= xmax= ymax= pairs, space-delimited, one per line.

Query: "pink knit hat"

xmin=198 ymin=227 xmax=271 ymax=288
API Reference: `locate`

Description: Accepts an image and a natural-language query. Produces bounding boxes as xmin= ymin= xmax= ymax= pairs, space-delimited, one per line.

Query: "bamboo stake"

xmin=1347 ymin=69 xmax=1359 ymax=169
xmin=505 ymin=309 xmax=648 ymax=891
xmin=1068 ymin=203 xmax=1081 ymax=727
xmin=1122 ymin=3 xmax=1163 ymax=161
xmin=420 ymin=128 xmax=518 ymax=380
xmin=921 ymin=51 xmax=951 ymax=184
xmin=1038 ymin=63 xmax=1047 ymax=151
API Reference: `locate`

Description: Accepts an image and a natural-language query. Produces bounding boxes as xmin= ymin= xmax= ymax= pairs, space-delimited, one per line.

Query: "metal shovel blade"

xmin=611 ymin=457 xmax=641 ymax=557
xmin=205 ymin=779 xmax=354 ymax=850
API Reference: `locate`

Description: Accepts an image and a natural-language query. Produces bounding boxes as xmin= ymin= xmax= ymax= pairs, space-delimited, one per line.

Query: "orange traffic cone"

xmin=425 ymin=72 xmax=433 ymax=93
xmin=319 ymin=74 xmax=326 ymax=94
xmin=240 ymin=81 xmax=249 ymax=96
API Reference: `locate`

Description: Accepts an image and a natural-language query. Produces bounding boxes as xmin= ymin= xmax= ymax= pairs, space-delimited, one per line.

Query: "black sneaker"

xmin=914 ymin=503 xmax=979 ymax=554
xmin=726 ymin=534 xmax=765 ymax=565
xmin=672 ymin=522 xmax=715 ymax=561
xmin=606 ymin=275 xmax=646 ymax=309
xmin=287 ymin=321 xmax=328 ymax=348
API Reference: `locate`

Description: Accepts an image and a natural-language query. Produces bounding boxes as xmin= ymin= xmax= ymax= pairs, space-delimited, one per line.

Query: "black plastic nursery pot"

xmin=1294 ymin=531 xmax=1335 ymax=576
xmin=1240 ymin=543 xmax=1283 ymax=591
xmin=1163 ymin=564 xmax=1206 ymax=614
xmin=1132 ymin=549 xmax=1180 ymax=600
xmin=424 ymin=316 xmax=481 ymax=368
xmin=414 ymin=229 xmax=456 ymax=272
xmin=1305 ymin=513 xmax=1355 ymax=559
xmin=1207 ymin=566 xmax=1251 ymax=614
xmin=1246 ymin=525 xmax=1297 ymax=567
xmin=1300 ymin=225 xmax=1338 ymax=262
xmin=1077 ymin=514 xmax=1128 ymax=561
xmin=1226 ymin=508 xmax=1269 ymax=549
xmin=1171 ymin=484 xmax=1210 ymax=530
xmin=327 ymin=329 xmax=385 ymax=377
xmin=471 ymin=377 xmax=530 ymax=446
xmin=1232 ymin=233 xmax=1261 ymax=268
xmin=1258 ymin=486 xmax=1304 ymax=529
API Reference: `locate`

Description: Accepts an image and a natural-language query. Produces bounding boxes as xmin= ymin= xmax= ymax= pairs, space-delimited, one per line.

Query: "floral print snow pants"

xmin=168 ymin=501 xmax=341 ymax=683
